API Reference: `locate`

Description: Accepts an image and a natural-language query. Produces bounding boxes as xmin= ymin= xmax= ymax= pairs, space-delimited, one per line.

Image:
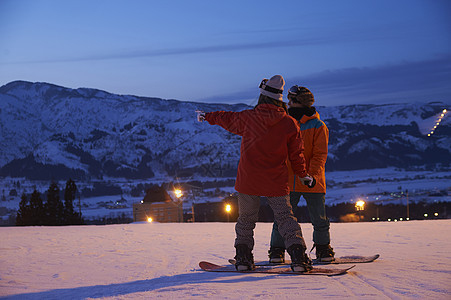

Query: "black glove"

xmin=300 ymin=174 xmax=316 ymax=188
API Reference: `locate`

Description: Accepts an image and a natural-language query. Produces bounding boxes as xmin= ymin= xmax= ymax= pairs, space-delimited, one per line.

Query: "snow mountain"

xmin=0 ymin=81 xmax=449 ymax=181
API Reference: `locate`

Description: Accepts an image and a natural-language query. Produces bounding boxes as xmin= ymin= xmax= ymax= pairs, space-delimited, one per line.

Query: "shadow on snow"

xmin=1 ymin=270 xmax=280 ymax=299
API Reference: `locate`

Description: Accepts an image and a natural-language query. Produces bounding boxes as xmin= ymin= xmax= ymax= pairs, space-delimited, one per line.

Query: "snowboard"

xmin=199 ymin=261 xmax=354 ymax=276
xmin=228 ymin=254 xmax=379 ymax=266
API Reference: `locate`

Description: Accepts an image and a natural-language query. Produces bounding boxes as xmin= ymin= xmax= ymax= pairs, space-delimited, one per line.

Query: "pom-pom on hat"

xmin=259 ymin=75 xmax=285 ymax=101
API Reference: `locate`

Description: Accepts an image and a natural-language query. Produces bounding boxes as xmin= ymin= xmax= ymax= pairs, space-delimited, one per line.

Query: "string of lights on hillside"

xmin=427 ymin=108 xmax=448 ymax=137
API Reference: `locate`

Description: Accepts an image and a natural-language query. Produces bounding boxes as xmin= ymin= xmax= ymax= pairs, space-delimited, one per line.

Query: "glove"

xmin=300 ymin=174 xmax=316 ymax=188
xmin=196 ymin=110 xmax=206 ymax=122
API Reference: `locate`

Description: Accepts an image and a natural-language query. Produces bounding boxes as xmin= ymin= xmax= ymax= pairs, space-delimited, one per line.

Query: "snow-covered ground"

xmin=1 ymin=220 xmax=450 ymax=299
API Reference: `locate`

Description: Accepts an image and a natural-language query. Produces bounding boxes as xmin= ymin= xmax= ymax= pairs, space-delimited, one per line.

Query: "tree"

xmin=45 ymin=182 xmax=64 ymax=225
xmin=29 ymin=190 xmax=45 ymax=225
xmin=16 ymin=193 xmax=30 ymax=226
xmin=63 ymin=179 xmax=83 ymax=225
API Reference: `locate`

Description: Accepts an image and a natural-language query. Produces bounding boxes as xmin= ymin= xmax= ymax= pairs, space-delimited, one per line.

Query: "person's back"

xmin=228 ymin=103 xmax=307 ymax=197
xmin=202 ymin=77 xmax=309 ymax=198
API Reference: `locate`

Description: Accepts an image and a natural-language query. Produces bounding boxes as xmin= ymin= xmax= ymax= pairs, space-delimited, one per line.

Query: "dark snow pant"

xmin=235 ymin=193 xmax=306 ymax=250
xmin=270 ymin=192 xmax=330 ymax=248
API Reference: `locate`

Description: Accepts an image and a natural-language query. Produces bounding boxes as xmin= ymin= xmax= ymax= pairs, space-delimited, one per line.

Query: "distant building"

xmin=133 ymin=186 xmax=183 ymax=222
xmin=107 ymin=197 xmax=128 ymax=209
xmin=192 ymin=195 xmax=238 ymax=222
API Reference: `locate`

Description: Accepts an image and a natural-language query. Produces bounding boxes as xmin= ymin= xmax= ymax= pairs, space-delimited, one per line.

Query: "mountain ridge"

xmin=0 ymin=80 xmax=449 ymax=181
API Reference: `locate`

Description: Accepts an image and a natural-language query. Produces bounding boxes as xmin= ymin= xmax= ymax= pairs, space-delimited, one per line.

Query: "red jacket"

xmin=205 ymin=104 xmax=308 ymax=197
xmin=288 ymin=111 xmax=328 ymax=193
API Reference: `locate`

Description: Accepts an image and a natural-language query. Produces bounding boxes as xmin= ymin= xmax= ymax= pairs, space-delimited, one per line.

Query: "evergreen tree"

xmin=29 ymin=190 xmax=45 ymax=225
xmin=16 ymin=193 xmax=30 ymax=226
xmin=45 ymin=182 xmax=64 ymax=225
xmin=63 ymin=179 xmax=82 ymax=224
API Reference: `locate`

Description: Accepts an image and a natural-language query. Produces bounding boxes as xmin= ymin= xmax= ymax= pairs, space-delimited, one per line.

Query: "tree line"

xmin=16 ymin=179 xmax=84 ymax=226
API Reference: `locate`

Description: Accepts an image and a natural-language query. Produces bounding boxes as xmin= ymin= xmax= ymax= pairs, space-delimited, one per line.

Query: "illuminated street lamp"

xmin=147 ymin=217 xmax=153 ymax=223
xmin=355 ymin=200 xmax=365 ymax=221
xmin=174 ymin=189 xmax=183 ymax=199
xmin=225 ymin=204 xmax=232 ymax=222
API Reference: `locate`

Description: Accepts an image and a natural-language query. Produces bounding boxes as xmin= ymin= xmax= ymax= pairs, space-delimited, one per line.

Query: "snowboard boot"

xmin=287 ymin=244 xmax=312 ymax=272
xmin=268 ymin=247 xmax=285 ymax=263
xmin=314 ymin=244 xmax=335 ymax=262
xmin=234 ymin=244 xmax=255 ymax=271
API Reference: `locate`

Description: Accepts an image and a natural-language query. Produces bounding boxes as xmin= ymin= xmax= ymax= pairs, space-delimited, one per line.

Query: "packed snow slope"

xmin=1 ymin=220 xmax=450 ymax=299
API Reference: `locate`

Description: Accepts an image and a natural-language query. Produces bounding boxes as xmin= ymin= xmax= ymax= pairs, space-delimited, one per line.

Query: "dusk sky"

xmin=1 ymin=0 xmax=450 ymax=106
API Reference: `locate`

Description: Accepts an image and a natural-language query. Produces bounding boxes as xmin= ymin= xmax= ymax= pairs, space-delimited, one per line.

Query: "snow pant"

xmin=270 ymin=192 xmax=330 ymax=248
xmin=235 ymin=193 xmax=306 ymax=250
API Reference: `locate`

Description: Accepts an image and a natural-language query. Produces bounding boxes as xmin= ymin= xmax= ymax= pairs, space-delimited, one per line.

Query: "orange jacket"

xmin=205 ymin=104 xmax=308 ymax=197
xmin=288 ymin=111 xmax=328 ymax=193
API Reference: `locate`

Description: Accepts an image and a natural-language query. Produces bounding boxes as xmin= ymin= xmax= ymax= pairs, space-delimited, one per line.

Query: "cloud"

xmin=0 ymin=29 xmax=390 ymax=65
xmin=201 ymin=54 xmax=451 ymax=106
xmin=0 ymin=39 xmax=328 ymax=64
xmin=300 ymin=54 xmax=451 ymax=105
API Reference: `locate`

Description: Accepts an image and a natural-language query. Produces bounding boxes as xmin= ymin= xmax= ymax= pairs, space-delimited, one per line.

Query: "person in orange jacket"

xmin=268 ymin=85 xmax=335 ymax=263
xmin=197 ymin=75 xmax=315 ymax=272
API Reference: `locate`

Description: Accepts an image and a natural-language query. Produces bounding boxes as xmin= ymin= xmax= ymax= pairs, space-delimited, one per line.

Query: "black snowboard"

xmin=228 ymin=254 xmax=379 ymax=266
xmin=200 ymin=261 xmax=354 ymax=276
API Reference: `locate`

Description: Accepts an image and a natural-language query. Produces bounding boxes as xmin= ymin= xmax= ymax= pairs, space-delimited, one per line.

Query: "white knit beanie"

xmin=259 ymin=75 xmax=285 ymax=101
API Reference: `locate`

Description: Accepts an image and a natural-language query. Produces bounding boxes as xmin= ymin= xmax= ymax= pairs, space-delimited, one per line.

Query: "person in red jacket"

xmin=268 ymin=85 xmax=335 ymax=263
xmin=197 ymin=75 xmax=315 ymax=272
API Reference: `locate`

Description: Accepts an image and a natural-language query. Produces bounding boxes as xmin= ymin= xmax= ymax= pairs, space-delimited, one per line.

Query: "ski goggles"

xmin=287 ymin=85 xmax=301 ymax=102
xmin=288 ymin=85 xmax=302 ymax=95
xmin=259 ymin=79 xmax=283 ymax=95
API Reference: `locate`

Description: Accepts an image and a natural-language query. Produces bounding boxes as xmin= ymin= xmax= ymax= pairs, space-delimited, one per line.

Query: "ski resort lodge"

xmin=132 ymin=186 xmax=183 ymax=223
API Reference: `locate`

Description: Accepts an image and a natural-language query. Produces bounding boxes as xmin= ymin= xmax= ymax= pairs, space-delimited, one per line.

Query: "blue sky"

xmin=1 ymin=0 xmax=450 ymax=106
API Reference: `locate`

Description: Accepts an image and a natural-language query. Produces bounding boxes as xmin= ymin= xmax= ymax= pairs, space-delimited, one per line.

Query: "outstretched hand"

xmin=196 ymin=110 xmax=206 ymax=122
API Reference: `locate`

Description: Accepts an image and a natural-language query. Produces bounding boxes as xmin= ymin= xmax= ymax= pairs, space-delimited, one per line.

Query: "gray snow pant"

xmin=270 ymin=192 xmax=330 ymax=248
xmin=234 ymin=193 xmax=306 ymax=250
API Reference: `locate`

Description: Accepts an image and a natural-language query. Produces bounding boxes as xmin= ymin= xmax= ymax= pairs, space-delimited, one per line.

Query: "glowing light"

xmin=434 ymin=212 xmax=439 ymax=217
xmin=424 ymin=213 xmax=428 ymax=217
xmin=174 ymin=189 xmax=183 ymax=198
xmin=147 ymin=217 xmax=153 ymax=223
xmin=427 ymin=108 xmax=448 ymax=137
xmin=355 ymin=200 xmax=365 ymax=211
xmin=225 ymin=204 xmax=232 ymax=213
